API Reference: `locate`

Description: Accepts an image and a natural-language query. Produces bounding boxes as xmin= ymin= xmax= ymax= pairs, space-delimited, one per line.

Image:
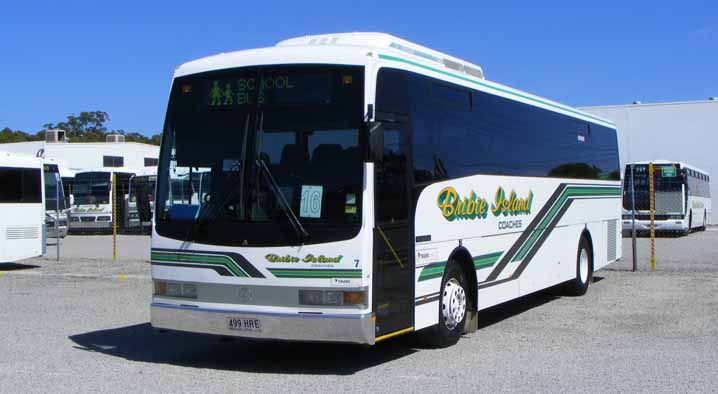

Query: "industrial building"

xmin=0 ymin=129 xmax=159 ymax=175
xmin=580 ymin=99 xmax=718 ymax=224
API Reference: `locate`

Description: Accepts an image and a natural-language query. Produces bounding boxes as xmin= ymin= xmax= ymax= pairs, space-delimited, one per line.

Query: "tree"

xmin=43 ymin=111 xmax=110 ymax=141
xmin=0 ymin=127 xmax=40 ymax=143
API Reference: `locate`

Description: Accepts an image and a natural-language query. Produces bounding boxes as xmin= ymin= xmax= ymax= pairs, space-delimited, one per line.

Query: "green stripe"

xmin=378 ymin=54 xmax=614 ymax=127
xmin=267 ymin=269 xmax=362 ymax=278
xmin=512 ymin=186 xmax=620 ymax=262
xmin=418 ymin=251 xmax=503 ymax=281
xmin=151 ymin=252 xmax=248 ymax=277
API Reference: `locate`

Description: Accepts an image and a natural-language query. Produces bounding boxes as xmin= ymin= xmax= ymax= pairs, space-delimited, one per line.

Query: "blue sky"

xmin=1 ymin=0 xmax=716 ymax=136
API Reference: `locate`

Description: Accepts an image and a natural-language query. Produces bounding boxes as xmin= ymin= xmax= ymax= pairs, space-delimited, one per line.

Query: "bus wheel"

xmin=684 ymin=212 xmax=692 ymax=235
xmin=419 ymin=262 xmax=468 ymax=348
xmin=698 ymin=212 xmax=707 ymax=231
xmin=564 ymin=236 xmax=592 ymax=296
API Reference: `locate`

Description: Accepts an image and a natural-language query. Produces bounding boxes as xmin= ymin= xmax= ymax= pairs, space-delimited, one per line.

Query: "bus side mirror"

xmin=368 ymin=121 xmax=384 ymax=163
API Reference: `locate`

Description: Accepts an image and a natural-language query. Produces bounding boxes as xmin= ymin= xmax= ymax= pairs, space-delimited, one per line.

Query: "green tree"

xmin=0 ymin=127 xmax=40 ymax=143
xmin=43 ymin=111 xmax=110 ymax=141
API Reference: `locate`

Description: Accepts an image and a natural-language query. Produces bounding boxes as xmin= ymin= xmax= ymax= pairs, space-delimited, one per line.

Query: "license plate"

xmin=226 ymin=317 xmax=262 ymax=332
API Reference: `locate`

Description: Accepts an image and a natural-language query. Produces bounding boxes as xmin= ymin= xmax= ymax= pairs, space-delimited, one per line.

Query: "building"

xmin=0 ymin=130 xmax=159 ymax=174
xmin=580 ymin=99 xmax=718 ymax=223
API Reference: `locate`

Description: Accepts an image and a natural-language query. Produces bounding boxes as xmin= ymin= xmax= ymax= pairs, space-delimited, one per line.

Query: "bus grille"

xmin=607 ymin=220 xmax=617 ymax=261
xmin=6 ymin=227 xmax=40 ymax=240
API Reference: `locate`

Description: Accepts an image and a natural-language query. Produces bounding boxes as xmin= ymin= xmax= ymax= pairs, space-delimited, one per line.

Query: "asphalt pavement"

xmin=1 ymin=231 xmax=717 ymax=394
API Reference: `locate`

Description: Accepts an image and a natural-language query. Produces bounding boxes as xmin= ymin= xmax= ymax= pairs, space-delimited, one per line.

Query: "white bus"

xmin=623 ymin=161 xmax=710 ymax=234
xmin=150 ymin=33 xmax=622 ymax=346
xmin=0 ymin=151 xmax=45 ymax=263
xmin=69 ymin=169 xmax=133 ymax=232
xmin=43 ymin=162 xmax=69 ymax=238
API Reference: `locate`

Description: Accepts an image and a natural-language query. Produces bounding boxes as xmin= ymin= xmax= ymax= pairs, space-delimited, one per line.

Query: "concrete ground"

xmin=1 ymin=231 xmax=717 ymax=394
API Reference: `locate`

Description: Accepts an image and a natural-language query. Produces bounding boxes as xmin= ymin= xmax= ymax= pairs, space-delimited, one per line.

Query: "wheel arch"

xmin=448 ymin=246 xmax=477 ymax=312
xmin=580 ymin=227 xmax=594 ymax=270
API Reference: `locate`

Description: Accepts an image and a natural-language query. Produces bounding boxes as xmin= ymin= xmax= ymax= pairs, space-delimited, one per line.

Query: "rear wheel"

xmin=698 ymin=212 xmax=707 ymax=231
xmin=418 ymin=262 xmax=468 ymax=347
xmin=684 ymin=211 xmax=692 ymax=235
xmin=564 ymin=236 xmax=592 ymax=296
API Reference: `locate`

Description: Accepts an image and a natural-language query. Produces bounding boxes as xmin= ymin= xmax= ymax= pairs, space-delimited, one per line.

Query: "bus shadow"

xmin=69 ymin=323 xmax=417 ymax=375
xmin=0 ymin=262 xmax=40 ymax=271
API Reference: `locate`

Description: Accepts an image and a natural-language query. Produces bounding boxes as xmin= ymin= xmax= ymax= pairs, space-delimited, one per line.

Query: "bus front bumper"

xmin=622 ymin=219 xmax=686 ymax=231
xmin=150 ymin=302 xmax=376 ymax=345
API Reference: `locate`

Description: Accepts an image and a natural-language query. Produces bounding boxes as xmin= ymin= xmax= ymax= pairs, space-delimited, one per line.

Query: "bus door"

xmin=373 ymin=121 xmax=414 ymax=337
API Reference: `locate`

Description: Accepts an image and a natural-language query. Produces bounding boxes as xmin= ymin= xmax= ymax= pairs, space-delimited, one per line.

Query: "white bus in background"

xmin=126 ymin=170 xmax=157 ymax=231
xmin=623 ymin=161 xmax=711 ymax=234
xmin=150 ymin=33 xmax=621 ymax=347
xmin=0 ymin=151 xmax=45 ymax=263
xmin=43 ymin=161 xmax=69 ymax=238
xmin=69 ymin=169 xmax=134 ymax=232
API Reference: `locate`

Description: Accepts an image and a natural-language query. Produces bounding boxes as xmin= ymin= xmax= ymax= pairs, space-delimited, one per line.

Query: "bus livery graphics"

xmin=150 ymin=32 xmax=621 ymax=346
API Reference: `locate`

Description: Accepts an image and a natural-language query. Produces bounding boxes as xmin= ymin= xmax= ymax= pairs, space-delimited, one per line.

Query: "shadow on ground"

xmin=69 ymin=323 xmax=417 ymax=375
xmin=69 ymin=277 xmax=604 ymax=373
xmin=0 ymin=263 xmax=40 ymax=271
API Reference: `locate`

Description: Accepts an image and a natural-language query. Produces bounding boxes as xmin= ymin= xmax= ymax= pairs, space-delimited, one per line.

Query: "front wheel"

xmin=564 ymin=236 xmax=593 ymax=296
xmin=418 ymin=262 xmax=468 ymax=347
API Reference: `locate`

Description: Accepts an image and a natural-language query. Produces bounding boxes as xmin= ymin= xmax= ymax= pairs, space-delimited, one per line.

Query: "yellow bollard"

xmin=648 ymin=162 xmax=656 ymax=271
xmin=112 ymin=173 xmax=117 ymax=261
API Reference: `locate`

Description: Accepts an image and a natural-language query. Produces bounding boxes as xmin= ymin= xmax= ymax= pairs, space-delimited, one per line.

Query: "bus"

xmin=69 ymin=170 xmax=133 ymax=232
xmin=0 ymin=151 xmax=45 ymax=263
xmin=622 ymin=161 xmax=710 ymax=234
xmin=150 ymin=33 xmax=622 ymax=346
xmin=126 ymin=171 xmax=157 ymax=231
xmin=43 ymin=162 xmax=69 ymax=238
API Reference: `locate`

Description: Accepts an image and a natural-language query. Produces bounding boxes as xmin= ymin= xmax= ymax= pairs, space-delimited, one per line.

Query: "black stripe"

xmin=478 ymin=277 xmax=514 ymax=289
xmin=415 ymin=292 xmax=441 ymax=306
xmin=152 ymin=248 xmax=265 ymax=278
xmin=485 ymin=183 xmax=567 ymax=281
xmin=151 ymin=261 xmax=234 ymax=277
xmin=510 ymin=199 xmax=574 ymax=279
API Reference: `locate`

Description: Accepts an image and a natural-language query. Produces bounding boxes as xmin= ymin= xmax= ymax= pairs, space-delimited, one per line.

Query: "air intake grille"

xmin=6 ymin=227 xmax=40 ymax=240
xmin=607 ymin=220 xmax=617 ymax=261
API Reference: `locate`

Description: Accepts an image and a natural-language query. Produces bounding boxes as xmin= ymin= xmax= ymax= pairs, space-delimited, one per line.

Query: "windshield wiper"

xmin=256 ymin=159 xmax=309 ymax=242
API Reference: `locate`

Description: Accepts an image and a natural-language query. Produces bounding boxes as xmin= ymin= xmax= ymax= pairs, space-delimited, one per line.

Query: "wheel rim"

xmin=579 ymin=248 xmax=589 ymax=284
xmin=442 ymin=278 xmax=466 ymax=330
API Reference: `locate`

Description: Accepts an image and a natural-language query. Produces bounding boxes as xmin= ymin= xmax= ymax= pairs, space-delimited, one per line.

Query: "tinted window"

xmin=0 ymin=167 xmax=42 ymax=203
xmin=144 ymin=158 xmax=158 ymax=167
xmin=376 ymin=68 xmax=621 ymax=183
xmin=103 ymin=156 xmax=124 ymax=167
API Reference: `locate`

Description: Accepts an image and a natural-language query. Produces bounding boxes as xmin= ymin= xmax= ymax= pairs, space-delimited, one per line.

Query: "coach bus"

xmin=0 ymin=151 xmax=45 ymax=263
xmin=150 ymin=33 xmax=622 ymax=346
xmin=623 ymin=161 xmax=710 ymax=234
xmin=69 ymin=169 xmax=133 ymax=232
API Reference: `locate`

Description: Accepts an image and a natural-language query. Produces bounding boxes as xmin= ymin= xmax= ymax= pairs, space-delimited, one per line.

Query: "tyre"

xmin=698 ymin=212 xmax=707 ymax=232
xmin=418 ymin=262 xmax=469 ymax=347
xmin=684 ymin=212 xmax=692 ymax=235
xmin=564 ymin=236 xmax=593 ymax=296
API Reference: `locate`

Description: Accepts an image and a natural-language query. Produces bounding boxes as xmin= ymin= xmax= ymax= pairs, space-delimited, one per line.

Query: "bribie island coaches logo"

xmin=437 ymin=186 xmax=533 ymax=221
xmin=265 ymin=254 xmax=343 ymax=263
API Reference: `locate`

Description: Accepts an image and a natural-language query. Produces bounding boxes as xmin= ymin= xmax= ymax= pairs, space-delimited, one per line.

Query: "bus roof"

xmin=173 ymin=32 xmax=615 ymax=128
xmin=0 ymin=150 xmax=43 ymax=169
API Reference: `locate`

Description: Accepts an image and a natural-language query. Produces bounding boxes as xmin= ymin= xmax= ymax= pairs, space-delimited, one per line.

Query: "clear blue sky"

xmin=1 ymin=0 xmax=716 ymax=136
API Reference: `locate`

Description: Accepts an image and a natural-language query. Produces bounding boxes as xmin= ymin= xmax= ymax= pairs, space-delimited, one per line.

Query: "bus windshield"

xmin=43 ymin=164 xmax=67 ymax=211
xmin=73 ymin=172 xmax=111 ymax=205
xmin=130 ymin=176 xmax=156 ymax=203
xmin=623 ymin=164 xmax=685 ymax=211
xmin=156 ymin=65 xmax=365 ymax=246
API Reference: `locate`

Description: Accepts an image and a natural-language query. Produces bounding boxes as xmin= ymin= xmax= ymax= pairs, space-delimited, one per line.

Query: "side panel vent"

xmin=7 ymin=227 xmax=40 ymax=240
xmin=607 ymin=220 xmax=617 ymax=261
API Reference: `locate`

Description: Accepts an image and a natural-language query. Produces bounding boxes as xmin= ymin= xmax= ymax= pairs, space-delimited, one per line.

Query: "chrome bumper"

xmin=622 ymin=220 xmax=685 ymax=231
xmin=150 ymin=303 xmax=376 ymax=345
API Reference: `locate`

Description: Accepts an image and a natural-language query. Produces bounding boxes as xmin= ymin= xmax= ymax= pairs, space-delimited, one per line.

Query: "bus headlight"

xmin=154 ymin=281 xmax=197 ymax=299
xmin=298 ymin=289 xmax=365 ymax=306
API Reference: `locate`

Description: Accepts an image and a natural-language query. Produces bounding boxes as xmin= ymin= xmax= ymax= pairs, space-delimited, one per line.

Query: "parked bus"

xmin=623 ymin=161 xmax=710 ymax=234
xmin=126 ymin=171 xmax=157 ymax=231
xmin=0 ymin=151 xmax=45 ymax=263
xmin=69 ymin=170 xmax=133 ymax=232
xmin=150 ymin=33 xmax=622 ymax=346
xmin=43 ymin=162 xmax=69 ymax=238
